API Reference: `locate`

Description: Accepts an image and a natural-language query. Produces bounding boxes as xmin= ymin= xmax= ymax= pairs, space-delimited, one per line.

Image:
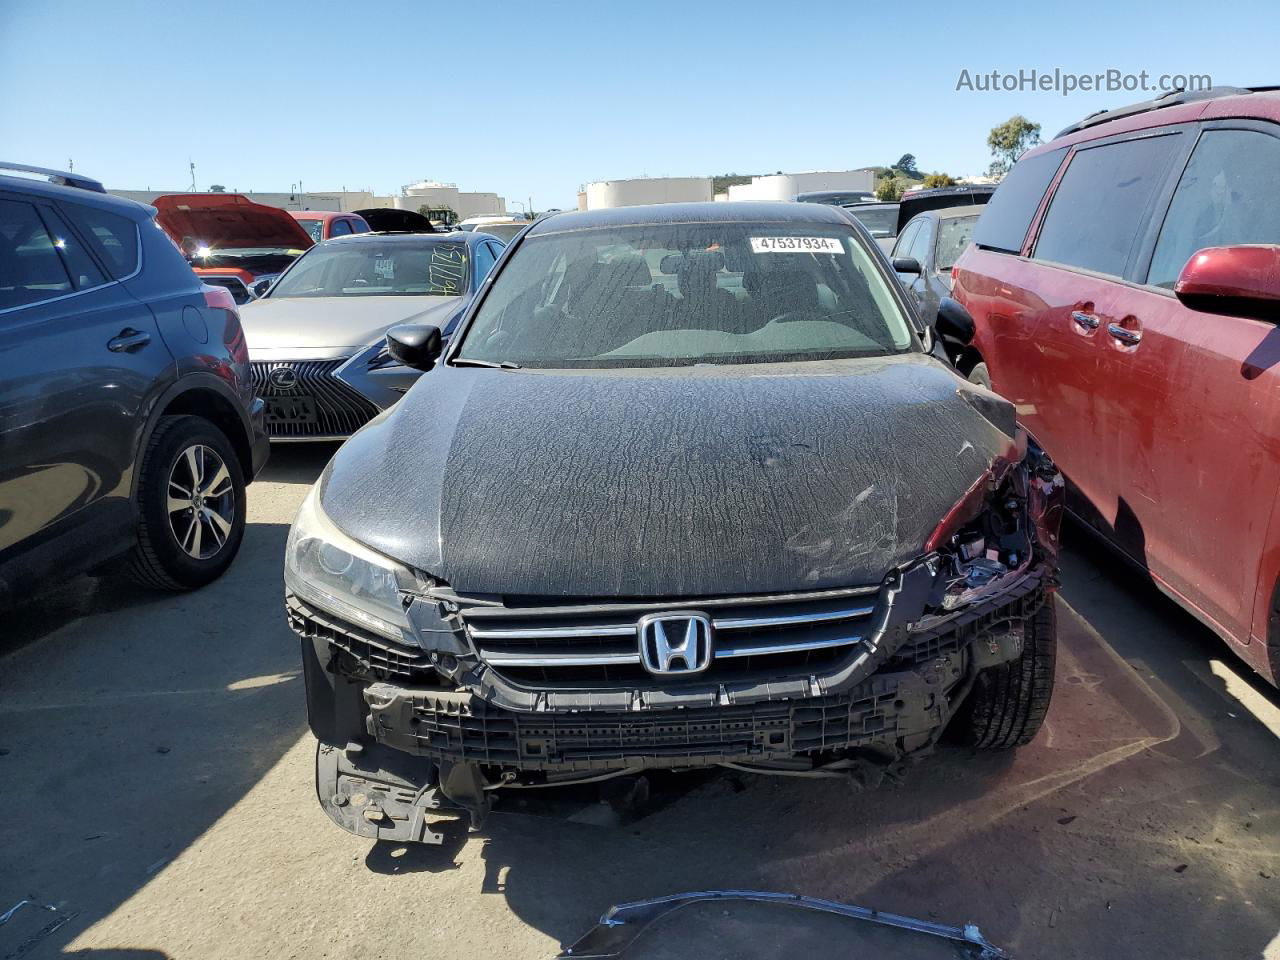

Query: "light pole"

xmin=509 ymin=199 xmax=527 ymax=218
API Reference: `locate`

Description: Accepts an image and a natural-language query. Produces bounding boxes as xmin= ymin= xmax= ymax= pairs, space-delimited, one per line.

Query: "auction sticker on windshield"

xmin=750 ymin=236 xmax=843 ymax=253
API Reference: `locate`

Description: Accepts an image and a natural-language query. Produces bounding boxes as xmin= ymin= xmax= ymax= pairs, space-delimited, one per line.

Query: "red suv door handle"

xmin=1107 ymin=324 xmax=1142 ymax=346
xmin=1071 ymin=311 xmax=1100 ymax=330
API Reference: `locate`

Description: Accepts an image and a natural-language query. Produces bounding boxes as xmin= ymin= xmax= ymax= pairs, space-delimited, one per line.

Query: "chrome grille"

xmin=462 ymin=587 xmax=881 ymax=687
xmin=249 ymin=358 xmax=380 ymax=439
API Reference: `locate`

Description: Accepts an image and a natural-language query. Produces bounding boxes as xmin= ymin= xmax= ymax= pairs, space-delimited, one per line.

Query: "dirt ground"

xmin=2 ymin=445 xmax=1277 ymax=960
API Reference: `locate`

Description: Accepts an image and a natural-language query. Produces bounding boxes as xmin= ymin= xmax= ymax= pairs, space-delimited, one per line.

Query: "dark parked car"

xmin=354 ymin=208 xmax=437 ymax=234
xmin=240 ymin=230 xmax=504 ymax=440
xmin=841 ymin=201 xmax=899 ymax=251
xmin=0 ymin=163 xmax=269 ymax=604
xmin=795 ymin=189 xmax=875 ymax=205
xmin=844 ymin=188 xmax=995 ymax=254
xmin=284 ymin=201 xmax=1064 ymax=839
xmin=952 ymin=85 xmax=1280 ymax=685
xmin=890 ymin=206 xmax=983 ymax=332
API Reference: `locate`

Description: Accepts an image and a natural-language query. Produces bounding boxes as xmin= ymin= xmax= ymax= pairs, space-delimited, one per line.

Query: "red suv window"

xmin=971 ymin=147 xmax=1066 ymax=254
xmin=1033 ymin=134 xmax=1182 ymax=278
xmin=1147 ymin=128 xmax=1280 ymax=287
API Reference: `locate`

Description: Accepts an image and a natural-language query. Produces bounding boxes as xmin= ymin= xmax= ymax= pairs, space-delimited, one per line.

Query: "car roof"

xmin=931 ymin=205 xmax=986 ymax=221
xmin=1052 ymin=85 xmax=1280 ymax=140
xmin=528 ymin=201 xmax=850 ymax=236
xmin=1029 ymin=87 xmax=1280 ymax=161
xmin=0 ymin=171 xmax=156 ymax=220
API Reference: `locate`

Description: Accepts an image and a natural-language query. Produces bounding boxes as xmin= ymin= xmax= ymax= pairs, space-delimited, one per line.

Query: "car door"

xmin=0 ymin=193 xmax=173 ymax=555
xmin=1095 ymin=123 xmax=1280 ymax=647
xmin=1021 ymin=130 xmax=1189 ymax=532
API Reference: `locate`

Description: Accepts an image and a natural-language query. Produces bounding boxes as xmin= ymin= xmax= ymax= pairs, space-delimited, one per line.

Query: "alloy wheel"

xmin=166 ymin=444 xmax=236 ymax=560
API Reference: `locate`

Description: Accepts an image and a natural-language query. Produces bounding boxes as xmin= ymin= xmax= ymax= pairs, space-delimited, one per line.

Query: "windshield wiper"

xmin=451 ymin=357 xmax=523 ymax=370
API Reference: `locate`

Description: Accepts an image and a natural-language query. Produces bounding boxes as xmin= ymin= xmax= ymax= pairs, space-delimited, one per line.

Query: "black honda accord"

xmin=284 ymin=202 xmax=1064 ymax=840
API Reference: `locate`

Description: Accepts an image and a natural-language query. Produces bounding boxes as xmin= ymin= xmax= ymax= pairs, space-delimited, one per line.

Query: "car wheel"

xmin=127 ymin=415 xmax=247 ymax=590
xmin=967 ymin=362 xmax=992 ymax=390
xmin=961 ymin=598 xmax=1057 ymax=749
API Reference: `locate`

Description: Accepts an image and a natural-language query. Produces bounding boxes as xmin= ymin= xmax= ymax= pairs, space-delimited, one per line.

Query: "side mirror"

xmin=252 ymin=278 xmax=273 ymax=298
xmin=892 ymin=256 xmax=922 ymax=275
xmin=935 ymin=297 xmax=975 ymax=345
xmin=1174 ymin=245 xmax=1280 ymax=322
xmin=385 ymin=323 xmax=442 ymax=371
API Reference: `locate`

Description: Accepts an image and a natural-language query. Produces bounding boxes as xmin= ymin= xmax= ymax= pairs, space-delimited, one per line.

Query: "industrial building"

xmin=580 ymin=168 xmax=877 ymax=209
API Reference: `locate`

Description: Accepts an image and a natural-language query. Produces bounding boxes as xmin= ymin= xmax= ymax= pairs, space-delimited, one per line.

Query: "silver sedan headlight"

xmin=285 ymin=484 xmax=416 ymax=642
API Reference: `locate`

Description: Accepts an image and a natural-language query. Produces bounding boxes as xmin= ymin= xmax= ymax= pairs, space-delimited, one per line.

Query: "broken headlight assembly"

xmin=925 ymin=444 xmax=1054 ymax=613
xmin=285 ymin=484 xmax=420 ymax=642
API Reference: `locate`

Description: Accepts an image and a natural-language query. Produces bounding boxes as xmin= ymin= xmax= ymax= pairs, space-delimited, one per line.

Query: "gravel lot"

xmin=2 ymin=445 xmax=1278 ymax=960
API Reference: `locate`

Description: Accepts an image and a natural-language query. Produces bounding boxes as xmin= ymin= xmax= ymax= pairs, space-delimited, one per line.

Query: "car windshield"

xmin=455 ymin=221 xmax=915 ymax=369
xmin=296 ymin=219 xmax=324 ymax=243
xmin=844 ymin=207 xmax=898 ymax=238
xmin=267 ymin=240 xmax=468 ymax=298
xmin=935 ymin=215 xmax=979 ymax=272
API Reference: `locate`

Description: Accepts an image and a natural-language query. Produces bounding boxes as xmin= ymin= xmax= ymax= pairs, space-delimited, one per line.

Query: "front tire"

xmin=967 ymin=361 xmax=992 ymax=390
xmin=961 ymin=598 xmax=1057 ymax=749
xmin=127 ymin=415 xmax=247 ymax=590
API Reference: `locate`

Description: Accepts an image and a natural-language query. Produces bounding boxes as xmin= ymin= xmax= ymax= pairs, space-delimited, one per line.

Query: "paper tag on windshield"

xmin=374 ymin=258 xmax=395 ymax=279
xmin=750 ymin=236 xmax=842 ymax=254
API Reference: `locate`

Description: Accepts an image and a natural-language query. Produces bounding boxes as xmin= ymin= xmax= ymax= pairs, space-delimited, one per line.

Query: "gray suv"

xmin=0 ymin=163 xmax=270 ymax=604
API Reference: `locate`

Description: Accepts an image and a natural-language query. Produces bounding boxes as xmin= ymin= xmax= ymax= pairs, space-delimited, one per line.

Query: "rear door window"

xmin=62 ymin=202 xmax=140 ymax=277
xmin=1034 ymin=135 xmax=1182 ymax=277
xmin=330 ymin=218 xmax=353 ymax=237
xmin=38 ymin=206 xmax=107 ymax=290
xmin=0 ymin=198 xmax=73 ymax=308
xmin=1147 ymin=128 xmax=1280 ymax=288
xmin=971 ymin=147 xmax=1067 ymax=254
xmin=936 ymin=215 xmax=979 ymax=271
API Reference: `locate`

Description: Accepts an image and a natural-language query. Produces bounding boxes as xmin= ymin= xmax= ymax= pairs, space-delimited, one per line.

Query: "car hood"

xmin=152 ymin=194 xmax=314 ymax=251
xmin=240 ymin=296 xmax=465 ymax=356
xmin=320 ymin=354 xmax=1016 ymax=598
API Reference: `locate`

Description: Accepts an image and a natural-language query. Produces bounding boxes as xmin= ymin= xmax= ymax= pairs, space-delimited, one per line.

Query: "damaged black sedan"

xmin=283 ymin=202 xmax=1064 ymax=840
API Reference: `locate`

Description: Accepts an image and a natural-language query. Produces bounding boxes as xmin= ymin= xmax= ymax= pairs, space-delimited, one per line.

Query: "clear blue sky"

xmin=2 ymin=0 xmax=1273 ymax=210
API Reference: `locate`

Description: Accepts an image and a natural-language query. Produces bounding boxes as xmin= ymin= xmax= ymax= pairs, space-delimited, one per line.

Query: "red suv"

xmin=951 ymin=86 xmax=1280 ymax=685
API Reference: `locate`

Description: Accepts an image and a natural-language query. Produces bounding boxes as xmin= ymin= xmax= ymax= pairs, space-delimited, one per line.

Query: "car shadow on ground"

xmin=0 ymin=444 xmax=332 ymax=957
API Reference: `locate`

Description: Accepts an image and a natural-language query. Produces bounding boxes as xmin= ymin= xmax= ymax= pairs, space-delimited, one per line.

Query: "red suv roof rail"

xmin=1052 ymin=86 xmax=1279 ymax=140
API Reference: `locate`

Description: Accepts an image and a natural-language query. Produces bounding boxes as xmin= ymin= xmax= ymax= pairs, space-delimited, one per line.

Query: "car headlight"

xmin=285 ymin=484 xmax=416 ymax=642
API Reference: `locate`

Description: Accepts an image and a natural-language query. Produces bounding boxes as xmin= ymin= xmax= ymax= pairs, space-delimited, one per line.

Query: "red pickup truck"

xmin=153 ymin=193 xmax=313 ymax=304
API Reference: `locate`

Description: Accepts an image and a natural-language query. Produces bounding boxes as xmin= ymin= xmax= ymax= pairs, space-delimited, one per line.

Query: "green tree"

xmin=208 ymin=184 xmax=226 ymax=193
xmin=894 ymin=153 xmax=921 ymax=178
xmin=987 ymin=115 xmax=1041 ymax=177
xmin=922 ymin=172 xmax=956 ymax=188
xmin=875 ymin=175 xmax=906 ymax=201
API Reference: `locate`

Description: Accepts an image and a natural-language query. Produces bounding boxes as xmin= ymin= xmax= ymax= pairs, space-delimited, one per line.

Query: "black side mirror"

xmin=893 ymin=256 xmax=922 ymax=275
xmin=252 ymin=278 xmax=273 ymax=298
xmin=935 ymin=297 xmax=975 ymax=345
xmin=386 ymin=324 xmax=442 ymax=371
